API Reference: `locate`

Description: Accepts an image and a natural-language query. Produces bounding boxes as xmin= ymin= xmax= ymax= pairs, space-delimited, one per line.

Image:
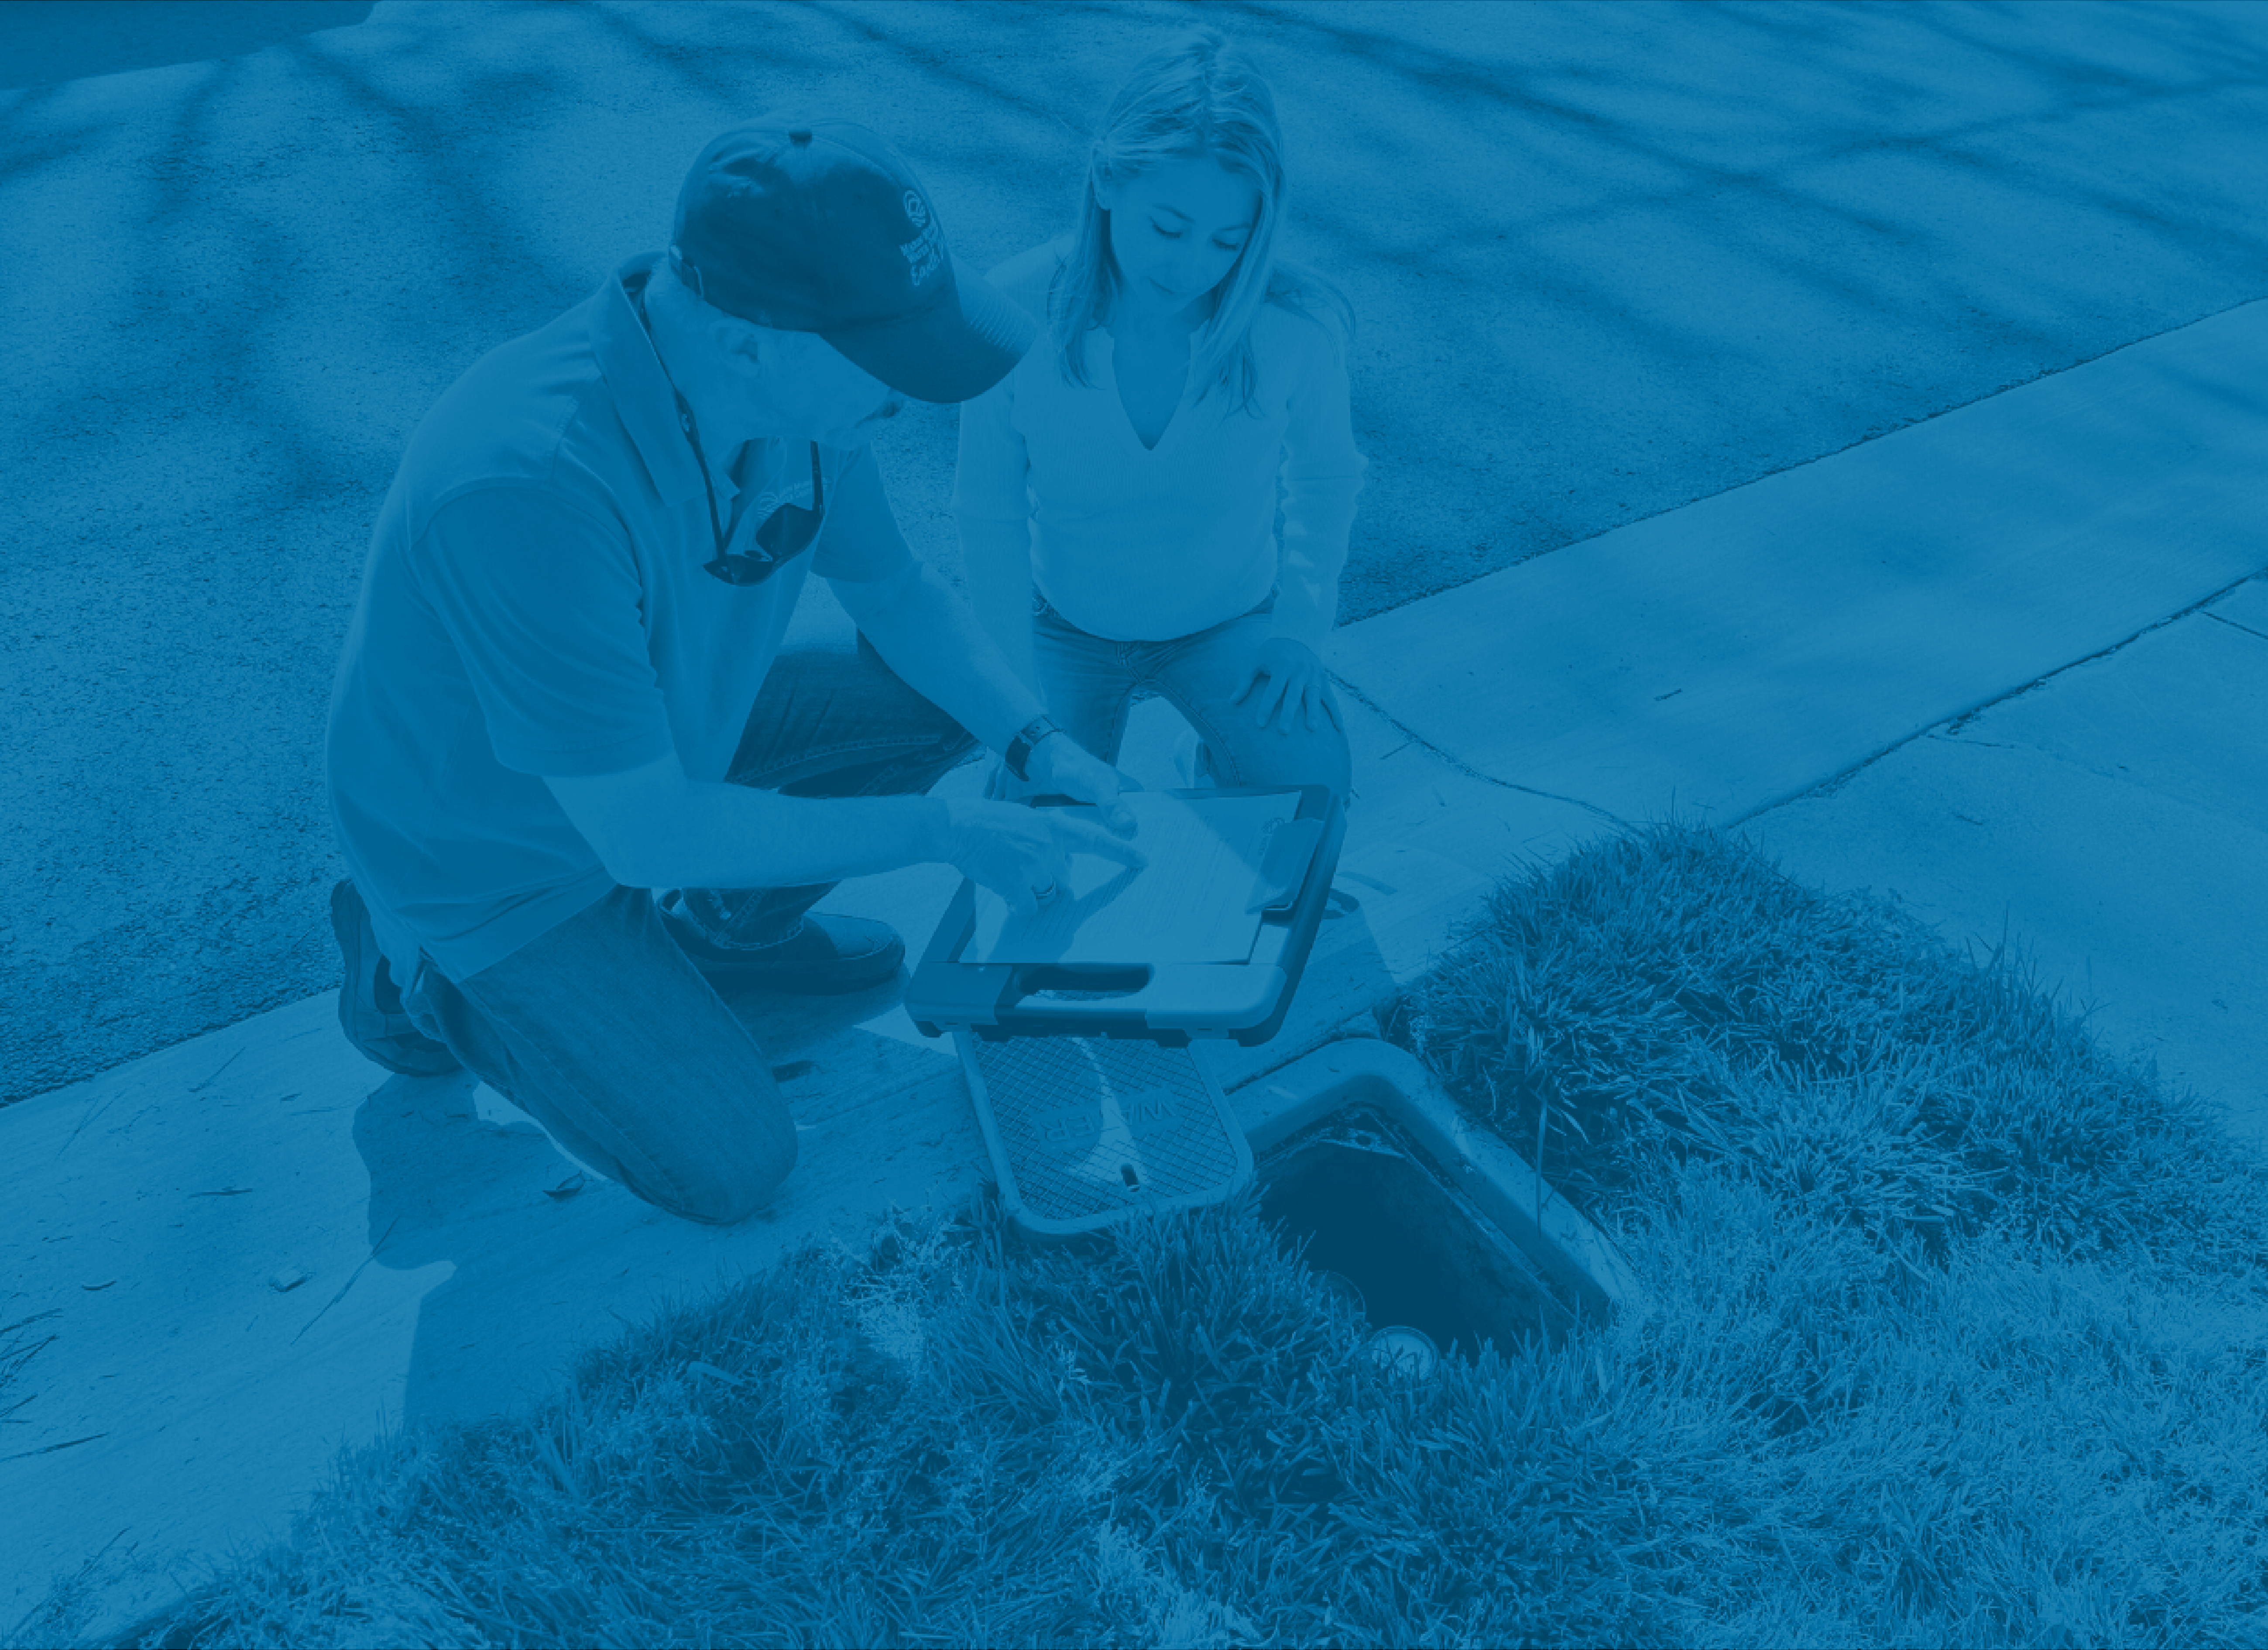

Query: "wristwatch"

xmin=1005 ymin=715 xmax=1063 ymax=783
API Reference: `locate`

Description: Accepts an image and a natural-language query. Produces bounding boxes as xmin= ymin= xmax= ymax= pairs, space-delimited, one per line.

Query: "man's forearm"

xmin=854 ymin=561 xmax=1049 ymax=756
xmin=650 ymin=784 xmax=949 ymax=892
xmin=632 ymin=569 xmax=1043 ymax=894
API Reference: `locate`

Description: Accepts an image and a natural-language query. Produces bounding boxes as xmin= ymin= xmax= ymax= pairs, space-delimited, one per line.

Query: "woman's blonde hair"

xmin=1043 ymin=25 xmax=1356 ymax=419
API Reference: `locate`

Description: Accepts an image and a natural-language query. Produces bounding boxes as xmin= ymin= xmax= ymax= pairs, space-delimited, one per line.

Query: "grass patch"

xmin=24 ymin=820 xmax=2268 ymax=1649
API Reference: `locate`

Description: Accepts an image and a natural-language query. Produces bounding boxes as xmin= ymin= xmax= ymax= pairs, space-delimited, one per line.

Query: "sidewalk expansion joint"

xmin=1328 ymin=672 xmax=1631 ymax=828
xmin=1742 ymin=569 xmax=2268 ymax=822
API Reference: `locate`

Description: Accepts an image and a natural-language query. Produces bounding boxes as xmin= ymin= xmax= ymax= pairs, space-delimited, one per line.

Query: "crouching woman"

xmin=954 ymin=25 xmax=1367 ymax=810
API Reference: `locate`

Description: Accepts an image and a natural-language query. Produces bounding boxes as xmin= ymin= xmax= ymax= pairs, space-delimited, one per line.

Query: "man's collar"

xmin=594 ymin=253 xmax=707 ymax=508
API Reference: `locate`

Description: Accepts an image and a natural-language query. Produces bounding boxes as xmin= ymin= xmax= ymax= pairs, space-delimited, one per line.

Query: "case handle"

xmin=1007 ymin=962 xmax=1155 ymax=1003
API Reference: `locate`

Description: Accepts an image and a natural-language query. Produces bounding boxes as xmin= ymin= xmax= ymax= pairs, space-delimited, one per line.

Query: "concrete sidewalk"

xmin=5 ymin=299 xmax=2265 ymax=1639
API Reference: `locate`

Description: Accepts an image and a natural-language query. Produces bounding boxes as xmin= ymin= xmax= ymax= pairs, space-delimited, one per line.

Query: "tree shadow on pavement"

xmin=0 ymin=0 xmax=372 ymax=93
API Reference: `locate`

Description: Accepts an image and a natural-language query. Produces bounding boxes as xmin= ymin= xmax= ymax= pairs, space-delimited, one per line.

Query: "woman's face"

xmin=1098 ymin=156 xmax=1261 ymax=326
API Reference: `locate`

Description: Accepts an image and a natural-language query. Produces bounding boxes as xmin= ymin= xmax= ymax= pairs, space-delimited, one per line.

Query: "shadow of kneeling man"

xmin=350 ymin=1069 xmax=661 ymax=1432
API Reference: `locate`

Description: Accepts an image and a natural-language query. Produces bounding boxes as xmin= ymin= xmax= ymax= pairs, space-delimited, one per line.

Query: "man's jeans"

xmin=371 ymin=626 xmax=979 ymax=1226
xmin=985 ymin=588 xmax=1354 ymax=809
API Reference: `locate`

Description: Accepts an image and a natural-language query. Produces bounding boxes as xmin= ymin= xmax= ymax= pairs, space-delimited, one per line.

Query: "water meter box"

xmin=905 ymin=786 xmax=1345 ymax=1048
xmin=1240 ymin=1039 xmax=1652 ymax=1331
xmin=1254 ymin=1105 xmax=1580 ymax=1361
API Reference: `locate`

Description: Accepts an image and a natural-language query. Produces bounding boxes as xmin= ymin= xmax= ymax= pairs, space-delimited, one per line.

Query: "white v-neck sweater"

xmin=950 ymin=238 xmax=1368 ymax=661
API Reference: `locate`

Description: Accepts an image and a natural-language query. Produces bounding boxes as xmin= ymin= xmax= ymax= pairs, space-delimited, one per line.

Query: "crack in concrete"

xmin=1744 ymin=571 xmax=2268 ymax=822
xmin=2204 ymin=609 xmax=2268 ymax=646
xmin=1327 ymin=671 xmax=1632 ymax=828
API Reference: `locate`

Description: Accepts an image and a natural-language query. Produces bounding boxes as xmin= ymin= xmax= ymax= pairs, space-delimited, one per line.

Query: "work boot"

xmin=329 ymin=879 xmax=461 ymax=1076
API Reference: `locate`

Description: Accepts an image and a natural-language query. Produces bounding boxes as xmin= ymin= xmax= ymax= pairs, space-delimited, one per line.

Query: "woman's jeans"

xmin=363 ymin=626 xmax=981 ymax=1227
xmin=984 ymin=588 xmax=1354 ymax=809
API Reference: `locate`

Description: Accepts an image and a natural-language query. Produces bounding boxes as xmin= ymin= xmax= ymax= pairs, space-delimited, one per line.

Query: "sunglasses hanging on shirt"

xmin=694 ymin=428 xmax=824 ymax=587
xmin=634 ymin=281 xmax=827 ymax=587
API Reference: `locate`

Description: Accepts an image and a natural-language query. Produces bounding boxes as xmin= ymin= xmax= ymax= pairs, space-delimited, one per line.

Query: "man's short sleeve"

xmin=411 ymin=485 xmax=677 ymax=777
xmin=810 ymin=442 xmax=917 ymax=583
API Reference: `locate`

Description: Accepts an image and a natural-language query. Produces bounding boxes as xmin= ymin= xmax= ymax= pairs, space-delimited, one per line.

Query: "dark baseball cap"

xmin=670 ymin=117 xmax=1038 ymax=404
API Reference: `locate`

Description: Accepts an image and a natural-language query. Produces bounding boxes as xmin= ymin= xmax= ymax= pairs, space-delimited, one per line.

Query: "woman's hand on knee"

xmin=1236 ymin=638 xmax=1340 ymax=734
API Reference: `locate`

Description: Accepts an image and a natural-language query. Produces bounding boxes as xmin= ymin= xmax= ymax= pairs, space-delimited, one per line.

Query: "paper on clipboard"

xmin=962 ymin=791 xmax=1304 ymax=965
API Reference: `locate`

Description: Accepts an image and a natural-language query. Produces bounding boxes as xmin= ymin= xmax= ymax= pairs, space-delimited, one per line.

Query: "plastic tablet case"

xmin=905 ymin=784 xmax=1345 ymax=1049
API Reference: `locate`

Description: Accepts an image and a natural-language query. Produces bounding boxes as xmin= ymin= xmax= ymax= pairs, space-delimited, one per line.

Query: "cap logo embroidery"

xmin=898 ymin=218 xmax=944 ymax=289
xmin=902 ymin=189 xmax=929 ymax=227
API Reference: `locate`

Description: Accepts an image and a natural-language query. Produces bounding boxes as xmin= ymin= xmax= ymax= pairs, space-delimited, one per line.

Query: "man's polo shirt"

xmin=326 ymin=253 xmax=916 ymax=984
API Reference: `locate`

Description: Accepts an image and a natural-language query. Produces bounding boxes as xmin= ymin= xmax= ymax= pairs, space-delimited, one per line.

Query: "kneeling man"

xmin=326 ymin=117 xmax=1144 ymax=1224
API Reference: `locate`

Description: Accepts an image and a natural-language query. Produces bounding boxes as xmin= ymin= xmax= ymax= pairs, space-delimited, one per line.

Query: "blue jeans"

xmin=985 ymin=588 xmax=1354 ymax=808
xmin=381 ymin=627 xmax=980 ymax=1225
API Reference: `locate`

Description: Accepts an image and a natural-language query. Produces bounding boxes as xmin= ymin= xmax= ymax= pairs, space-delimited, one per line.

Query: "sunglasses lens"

xmin=710 ymin=465 xmax=823 ymax=588
xmin=756 ymin=504 xmax=820 ymax=560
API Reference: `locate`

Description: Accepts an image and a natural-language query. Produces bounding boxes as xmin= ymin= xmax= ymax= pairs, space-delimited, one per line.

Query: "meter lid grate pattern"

xmin=966 ymin=1035 xmax=1243 ymax=1225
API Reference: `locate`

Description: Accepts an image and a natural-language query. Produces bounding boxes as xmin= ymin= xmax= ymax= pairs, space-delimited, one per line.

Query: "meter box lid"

xmin=954 ymin=1028 xmax=1252 ymax=1239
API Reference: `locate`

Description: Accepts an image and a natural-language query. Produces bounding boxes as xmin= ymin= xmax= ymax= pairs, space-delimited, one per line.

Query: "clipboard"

xmin=905 ymin=784 xmax=1345 ymax=1049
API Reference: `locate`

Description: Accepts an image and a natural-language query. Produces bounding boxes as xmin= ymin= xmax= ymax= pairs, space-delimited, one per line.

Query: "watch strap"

xmin=1005 ymin=715 xmax=1060 ymax=783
